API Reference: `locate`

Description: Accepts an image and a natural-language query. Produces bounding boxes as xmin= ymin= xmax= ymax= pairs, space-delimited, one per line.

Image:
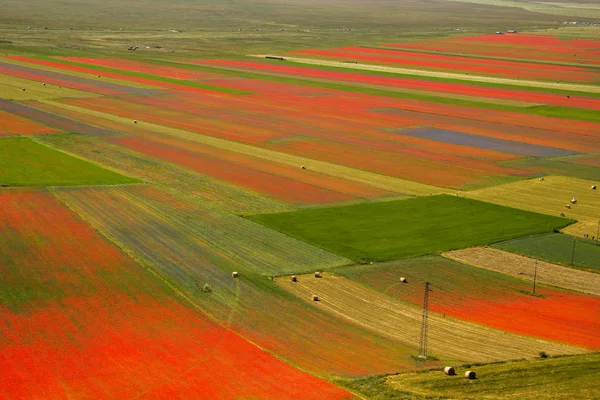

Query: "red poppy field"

xmin=1 ymin=27 xmax=600 ymax=399
xmin=0 ymin=190 xmax=354 ymax=399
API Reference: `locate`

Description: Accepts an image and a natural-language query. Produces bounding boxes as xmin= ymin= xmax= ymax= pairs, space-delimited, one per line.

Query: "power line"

xmin=418 ymin=281 xmax=431 ymax=359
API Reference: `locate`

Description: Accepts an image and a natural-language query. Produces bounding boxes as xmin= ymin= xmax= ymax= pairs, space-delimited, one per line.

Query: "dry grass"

xmin=275 ymin=273 xmax=585 ymax=363
xmin=251 ymin=55 xmax=600 ymax=94
xmin=39 ymin=100 xmax=447 ymax=196
xmin=443 ymin=247 xmax=600 ymax=296
xmin=466 ymin=176 xmax=600 ymax=238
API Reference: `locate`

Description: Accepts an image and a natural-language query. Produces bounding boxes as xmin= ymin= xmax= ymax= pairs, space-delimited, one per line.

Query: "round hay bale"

xmin=291 ymin=275 xmax=297 ymax=282
xmin=444 ymin=366 xmax=456 ymax=376
xmin=539 ymin=177 xmax=544 ymax=181
xmin=133 ymin=120 xmax=137 ymax=124
xmin=560 ymin=212 xmax=565 ymax=217
xmin=571 ymin=197 xmax=577 ymax=204
xmin=312 ymin=294 xmax=319 ymax=301
xmin=232 ymin=271 xmax=239 ymax=278
xmin=465 ymin=371 xmax=476 ymax=379
xmin=22 ymin=88 xmax=25 ymax=91
xmin=301 ymin=165 xmax=306 ymax=170
xmin=592 ymin=185 xmax=597 ymax=190
xmin=566 ymin=204 xmax=571 ymax=209
xmin=314 ymin=271 xmax=322 ymax=278
xmin=400 ymin=277 xmax=407 ymax=283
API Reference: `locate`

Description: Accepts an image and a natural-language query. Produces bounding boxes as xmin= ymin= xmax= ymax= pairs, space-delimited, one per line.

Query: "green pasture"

xmin=338 ymin=353 xmax=600 ymax=400
xmin=248 ymin=195 xmax=572 ymax=262
xmin=0 ymin=137 xmax=138 ymax=186
xmin=504 ymin=157 xmax=600 ymax=182
xmin=494 ymin=233 xmax=600 ymax=273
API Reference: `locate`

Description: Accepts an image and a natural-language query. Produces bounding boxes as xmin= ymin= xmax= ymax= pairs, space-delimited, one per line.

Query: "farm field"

xmin=248 ymin=195 xmax=572 ymax=262
xmin=0 ymin=110 xmax=58 ymax=136
xmin=337 ymin=256 xmax=600 ymax=349
xmin=0 ymin=190 xmax=353 ymax=399
xmin=52 ymin=185 xmax=420 ymax=377
xmin=0 ymin=137 xmax=138 ymax=186
xmin=493 ymin=233 xmax=600 ymax=273
xmin=384 ymin=353 xmax=600 ymax=400
xmin=467 ymin=176 xmax=600 ymax=237
xmin=2 ymin=6 xmax=600 ymax=397
xmin=443 ymin=247 xmax=600 ymax=295
xmin=275 ymin=272 xmax=585 ymax=361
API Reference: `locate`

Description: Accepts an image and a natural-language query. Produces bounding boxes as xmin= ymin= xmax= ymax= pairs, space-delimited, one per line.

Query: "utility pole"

xmin=532 ymin=260 xmax=538 ymax=295
xmin=570 ymin=236 xmax=576 ymax=265
xmin=418 ymin=282 xmax=431 ymax=359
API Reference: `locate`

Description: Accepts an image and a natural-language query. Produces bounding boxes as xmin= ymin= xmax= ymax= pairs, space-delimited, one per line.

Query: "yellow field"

xmin=39 ymin=100 xmax=449 ymax=197
xmin=443 ymin=247 xmax=600 ymax=296
xmin=0 ymin=75 xmax=96 ymax=100
xmin=466 ymin=176 xmax=600 ymax=237
xmin=251 ymin=55 xmax=600 ymax=94
xmin=275 ymin=273 xmax=584 ymax=363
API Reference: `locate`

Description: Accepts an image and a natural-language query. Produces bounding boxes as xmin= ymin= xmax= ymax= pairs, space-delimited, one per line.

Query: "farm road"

xmin=0 ymin=99 xmax=120 ymax=135
xmin=0 ymin=61 xmax=159 ymax=96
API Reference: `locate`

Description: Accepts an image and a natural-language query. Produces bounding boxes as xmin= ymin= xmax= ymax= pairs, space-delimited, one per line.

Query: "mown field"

xmin=1 ymin=2 xmax=600 ymax=397
xmin=342 ymin=353 xmax=600 ymax=400
xmin=249 ymin=195 xmax=572 ymax=261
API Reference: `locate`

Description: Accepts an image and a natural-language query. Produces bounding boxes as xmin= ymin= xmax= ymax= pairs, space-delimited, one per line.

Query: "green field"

xmin=0 ymin=137 xmax=138 ymax=186
xmin=339 ymin=353 xmax=600 ymax=400
xmin=494 ymin=233 xmax=600 ymax=273
xmin=248 ymin=195 xmax=573 ymax=262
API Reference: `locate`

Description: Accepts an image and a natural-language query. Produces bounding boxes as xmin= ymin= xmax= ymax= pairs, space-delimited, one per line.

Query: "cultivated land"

xmin=493 ymin=233 xmax=600 ymax=272
xmin=248 ymin=195 xmax=572 ymax=261
xmin=1 ymin=1 xmax=600 ymax=398
xmin=443 ymin=247 xmax=600 ymax=295
xmin=275 ymin=272 xmax=585 ymax=362
xmin=0 ymin=137 xmax=138 ymax=186
xmin=384 ymin=353 xmax=600 ymax=400
xmin=336 ymin=256 xmax=600 ymax=350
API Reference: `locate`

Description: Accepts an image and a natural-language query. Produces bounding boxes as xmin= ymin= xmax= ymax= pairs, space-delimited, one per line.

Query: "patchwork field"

xmin=337 ymin=256 xmax=600 ymax=349
xmin=275 ymin=272 xmax=585 ymax=361
xmin=0 ymin=190 xmax=353 ymax=399
xmin=1 ymin=22 xmax=600 ymax=399
xmin=0 ymin=137 xmax=138 ymax=186
xmin=444 ymin=247 xmax=600 ymax=295
xmin=249 ymin=195 xmax=572 ymax=261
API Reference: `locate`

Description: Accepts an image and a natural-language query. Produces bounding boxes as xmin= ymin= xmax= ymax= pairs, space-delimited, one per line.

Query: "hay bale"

xmin=539 ymin=177 xmax=544 ymax=181
xmin=400 ymin=277 xmax=407 ymax=283
xmin=566 ymin=204 xmax=571 ymax=209
xmin=133 ymin=120 xmax=137 ymax=124
xmin=560 ymin=212 xmax=565 ymax=217
xmin=312 ymin=294 xmax=319 ymax=301
xmin=314 ymin=271 xmax=322 ymax=278
xmin=465 ymin=371 xmax=476 ymax=379
xmin=592 ymin=185 xmax=597 ymax=190
xmin=301 ymin=165 xmax=307 ymax=170
xmin=571 ymin=197 xmax=577 ymax=204
xmin=232 ymin=271 xmax=239 ymax=278
xmin=291 ymin=275 xmax=297 ymax=282
xmin=444 ymin=366 xmax=456 ymax=376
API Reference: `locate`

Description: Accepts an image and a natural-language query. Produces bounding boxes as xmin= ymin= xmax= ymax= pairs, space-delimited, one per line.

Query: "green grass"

xmin=494 ymin=233 xmax=600 ymax=273
xmin=503 ymin=157 xmax=600 ymax=182
xmin=247 ymin=195 xmax=573 ymax=262
xmin=0 ymin=137 xmax=139 ymax=186
xmin=387 ymin=353 xmax=600 ymax=400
